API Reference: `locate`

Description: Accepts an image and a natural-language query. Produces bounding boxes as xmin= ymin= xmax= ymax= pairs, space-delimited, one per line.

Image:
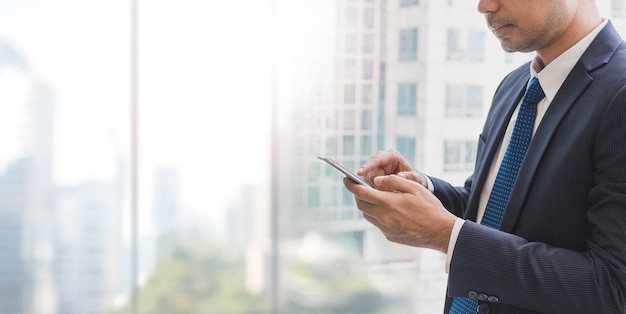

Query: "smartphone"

xmin=317 ymin=156 xmax=374 ymax=188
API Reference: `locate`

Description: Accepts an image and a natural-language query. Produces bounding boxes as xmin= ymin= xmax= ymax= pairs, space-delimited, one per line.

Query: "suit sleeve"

xmin=447 ymin=87 xmax=626 ymax=313
xmin=429 ymin=176 xmax=471 ymax=218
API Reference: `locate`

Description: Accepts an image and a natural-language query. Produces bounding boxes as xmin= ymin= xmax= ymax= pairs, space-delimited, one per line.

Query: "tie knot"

xmin=525 ymin=76 xmax=545 ymax=106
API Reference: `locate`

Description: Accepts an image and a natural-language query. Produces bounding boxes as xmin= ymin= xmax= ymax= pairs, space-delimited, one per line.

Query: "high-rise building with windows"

xmin=0 ymin=39 xmax=126 ymax=314
xmin=275 ymin=0 xmax=387 ymax=232
xmin=0 ymin=40 xmax=55 ymax=314
xmin=54 ymin=181 xmax=124 ymax=314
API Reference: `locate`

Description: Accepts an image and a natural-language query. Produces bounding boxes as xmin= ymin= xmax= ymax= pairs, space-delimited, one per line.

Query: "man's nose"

xmin=477 ymin=0 xmax=499 ymax=14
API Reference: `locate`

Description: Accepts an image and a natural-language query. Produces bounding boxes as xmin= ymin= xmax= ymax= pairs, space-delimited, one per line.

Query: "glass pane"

xmin=343 ymin=135 xmax=356 ymax=155
xmin=399 ymin=28 xmax=418 ymax=61
xmin=447 ymin=28 xmax=461 ymax=60
xmin=364 ymin=7 xmax=375 ymax=29
xmin=468 ymin=30 xmax=485 ymax=62
xmin=345 ymin=58 xmax=357 ymax=78
xmin=398 ymin=83 xmax=417 ymax=116
xmin=397 ymin=137 xmax=416 ymax=165
xmin=0 ymin=1 xmax=131 ymax=314
xmin=362 ymin=84 xmax=374 ymax=105
xmin=344 ymin=110 xmax=356 ymax=130
xmin=346 ymin=33 xmax=357 ymax=53
xmin=345 ymin=6 xmax=358 ymax=28
xmin=344 ymin=84 xmax=356 ymax=104
xmin=363 ymin=34 xmax=375 ymax=54
xmin=362 ymin=59 xmax=374 ymax=79
xmin=131 ymin=1 xmax=273 ymax=313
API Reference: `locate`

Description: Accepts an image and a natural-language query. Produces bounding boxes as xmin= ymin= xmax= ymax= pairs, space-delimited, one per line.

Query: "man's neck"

xmin=536 ymin=11 xmax=602 ymax=66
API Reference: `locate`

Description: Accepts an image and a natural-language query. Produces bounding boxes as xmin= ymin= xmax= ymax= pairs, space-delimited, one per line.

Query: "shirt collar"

xmin=529 ymin=19 xmax=608 ymax=103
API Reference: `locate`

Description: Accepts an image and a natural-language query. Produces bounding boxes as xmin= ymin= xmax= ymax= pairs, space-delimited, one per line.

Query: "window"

xmin=327 ymin=109 xmax=338 ymax=128
xmin=447 ymin=29 xmax=462 ymax=60
xmin=343 ymin=135 xmax=356 ymax=155
xmin=398 ymin=83 xmax=417 ymax=116
xmin=6 ymin=2 xmax=625 ymax=314
xmin=447 ymin=28 xmax=485 ymax=62
xmin=397 ymin=137 xmax=416 ymax=164
xmin=448 ymin=0 xmax=474 ymax=7
xmin=327 ymin=135 xmax=339 ymax=155
xmin=364 ymin=8 xmax=375 ymax=28
xmin=444 ymin=140 xmax=477 ymax=171
xmin=322 ymin=185 xmax=338 ymax=206
xmin=308 ymin=187 xmax=321 ymax=207
xmin=468 ymin=30 xmax=485 ymax=62
xmin=345 ymin=58 xmax=356 ymax=78
xmin=399 ymin=28 xmax=418 ymax=61
xmin=0 ymin=3 xmax=131 ymax=314
xmin=401 ymin=0 xmax=419 ymax=6
xmin=346 ymin=33 xmax=357 ymax=53
xmin=361 ymin=110 xmax=373 ymax=130
xmin=363 ymin=33 xmax=374 ymax=54
xmin=362 ymin=59 xmax=374 ymax=79
xmin=362 ymin=84 xmax=373 ymax=105
xmin=342 ymin=188 xmax=354 ymax=205
xmin=446 ymin=84 xmax=483 ymax=116
xmin=345 ymin=6 xmax=357 ymax=27
xmin=613 ymin=0 xmax=626 ymax=18
xmin=344 ymin=84 xmax=356 ymax=104
xmin=344 ymin=110 xmax=356 ymax=130
xmin=361 ymin=135 xmax=373 ymax=155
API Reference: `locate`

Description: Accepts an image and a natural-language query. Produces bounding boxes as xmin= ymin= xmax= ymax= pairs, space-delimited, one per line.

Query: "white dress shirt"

xmin=442 ymin=19 xmax=609 ymax=272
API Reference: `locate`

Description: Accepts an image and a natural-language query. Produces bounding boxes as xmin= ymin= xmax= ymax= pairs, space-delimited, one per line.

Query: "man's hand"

xmin=344 ymin=174 xmax=456 ymax=254
xmin=358 ymin=149 xmax=429 ymax=189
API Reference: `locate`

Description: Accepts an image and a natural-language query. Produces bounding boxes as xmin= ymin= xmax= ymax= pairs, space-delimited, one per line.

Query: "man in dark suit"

xmin=344 ymin=0 xmax=626 ymax=313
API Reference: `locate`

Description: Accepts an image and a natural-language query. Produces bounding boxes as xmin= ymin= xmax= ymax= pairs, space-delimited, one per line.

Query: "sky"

xmin=0 ymin=0 xmax=274 ymax=235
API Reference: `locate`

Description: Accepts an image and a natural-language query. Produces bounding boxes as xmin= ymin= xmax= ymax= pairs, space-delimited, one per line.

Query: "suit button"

xmin=478 ymin=303 xmax=490 ymax=314
xmin=467 ymin=290 xmax=478 ymax=299
xmin=488 ymin=296 xmax=499 ymax=303
xmin=477 ymin=293 xmax=489 ymax=301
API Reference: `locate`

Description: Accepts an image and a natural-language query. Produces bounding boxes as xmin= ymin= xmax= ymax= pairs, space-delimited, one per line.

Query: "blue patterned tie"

xmin=448 ymin=77 xmax=545 ymax=314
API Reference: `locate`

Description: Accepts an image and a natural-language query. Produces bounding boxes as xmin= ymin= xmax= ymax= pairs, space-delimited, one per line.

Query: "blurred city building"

xmin=0 ymin=40 xmax=55 ymax=314
xmin=0 ymin=39 xmax=126 ymax=314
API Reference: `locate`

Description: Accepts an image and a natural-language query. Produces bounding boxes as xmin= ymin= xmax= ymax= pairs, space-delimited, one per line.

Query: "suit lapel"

xmin=498 ymin=22 xmax=622 ymax=232
xmin=463 ymin=70 xmax=528 ymax=222
xmin=498 ymin=67 xmax=593 ymax=232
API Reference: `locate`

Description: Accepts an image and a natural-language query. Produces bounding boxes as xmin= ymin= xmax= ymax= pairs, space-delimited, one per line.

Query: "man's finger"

xmin=343 ymin=177 xmax=388 ymax=206
xmin=357 ymin=153 xmax=387 ymax=176
xmin=398 ymin=171 xmax=419 ymax=182
xmin=363 ymin=168 xmax=385 ymax=186
xmin=373 ymin=174 xmax=424 ymax=194
xmin=398 ymin=171 xmax=428 ymax=189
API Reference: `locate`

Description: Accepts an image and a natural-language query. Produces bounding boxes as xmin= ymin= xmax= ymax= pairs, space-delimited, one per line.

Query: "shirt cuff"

xmin=423 ymin=174 xmax=434 ymax=193
xmin=445 ymin=218 xmax=466 ymax=273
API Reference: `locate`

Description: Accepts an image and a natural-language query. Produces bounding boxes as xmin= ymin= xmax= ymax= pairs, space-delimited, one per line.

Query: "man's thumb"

xmin=373 ymin=175 xmax=415 ymax=193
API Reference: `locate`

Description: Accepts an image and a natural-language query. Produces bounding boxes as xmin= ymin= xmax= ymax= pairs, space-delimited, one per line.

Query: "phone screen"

xmin=317 ymin=156 xmax=374 ymax=188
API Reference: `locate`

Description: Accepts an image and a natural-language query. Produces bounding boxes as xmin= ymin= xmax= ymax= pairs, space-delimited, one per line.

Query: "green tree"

xmin=110 ymin=239 xmax=407 ymax=314
xmin=110 ymin=241 xmax=270 ymax=314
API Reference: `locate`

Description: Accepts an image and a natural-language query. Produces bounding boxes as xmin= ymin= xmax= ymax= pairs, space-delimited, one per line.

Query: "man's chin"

xmin=499 ymin=40 xmax=532 ymax=54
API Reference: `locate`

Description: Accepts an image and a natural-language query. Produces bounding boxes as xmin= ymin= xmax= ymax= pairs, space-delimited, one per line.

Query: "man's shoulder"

xmin=581 ymin=21 xmax=626 ymax=71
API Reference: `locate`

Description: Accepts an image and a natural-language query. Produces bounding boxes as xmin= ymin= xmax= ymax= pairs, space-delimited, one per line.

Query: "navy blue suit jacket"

xmin=432 ymin=22 xmax=626 ymax=313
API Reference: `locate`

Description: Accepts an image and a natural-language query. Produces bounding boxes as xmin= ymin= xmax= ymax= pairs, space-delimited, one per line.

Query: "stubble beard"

xmin=490 ymin=6 xmax=566 ymax=54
